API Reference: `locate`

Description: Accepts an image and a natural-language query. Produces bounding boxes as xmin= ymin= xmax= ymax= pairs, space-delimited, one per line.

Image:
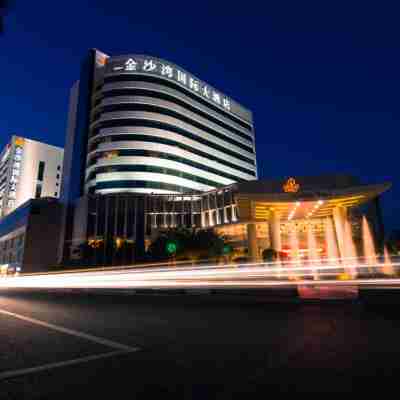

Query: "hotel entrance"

xmin=215 ymin=177 xmax=390 ymax=269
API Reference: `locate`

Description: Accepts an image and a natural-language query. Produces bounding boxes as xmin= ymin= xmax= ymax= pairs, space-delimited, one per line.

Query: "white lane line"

xmin=0 ymin=350 xmax=136 ymax=380
xmin=0 ymin=308 xmax=139 ymax=352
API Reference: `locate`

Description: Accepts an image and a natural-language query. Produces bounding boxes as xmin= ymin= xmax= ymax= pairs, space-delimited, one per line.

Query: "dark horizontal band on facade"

xmin=0 ymin=175 xmax=7 ymax=188
xmin=90 ymin=180 xmax=199 ymax=194
xmin=94 ymin=87 xmax=253 ymax=142
xmin=87 ymin=138 xmax=256 ymax=177
xmin=100 ymin=74 xmax=252 ymax=130
xmin=87 ymin=149 xmax=253 ymax=181
xmin=91 ymin=103 xmax=254 ymax=154
xmin=90 ymin=119 xmax=256 ymax=166
xmin=86 ymin=164 xmax=230 ymax=189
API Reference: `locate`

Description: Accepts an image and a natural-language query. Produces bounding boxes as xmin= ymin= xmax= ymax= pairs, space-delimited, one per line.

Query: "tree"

xmin=147 ymin=228 xmax=227 ymax=262
xmin=262 ymin=248 xmax=278 ymax=262
xmin=191 ymin=229 xmax=225 ymax=258
xmin=147 ymin=228 xmax=191 ymax=261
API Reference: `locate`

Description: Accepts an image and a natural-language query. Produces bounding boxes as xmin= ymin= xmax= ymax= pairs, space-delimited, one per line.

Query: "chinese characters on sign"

xmin=111 ymin=57 xmax=231 ymax=111
xmin=7 ymin=142 xmax=24 ymax=208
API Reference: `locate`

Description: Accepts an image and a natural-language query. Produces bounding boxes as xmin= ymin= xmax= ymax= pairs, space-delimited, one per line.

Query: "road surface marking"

xmin=0 ymin=350 xmax=136 ymax=380
xmin=0 ymin=308 xmax=139 ymax=352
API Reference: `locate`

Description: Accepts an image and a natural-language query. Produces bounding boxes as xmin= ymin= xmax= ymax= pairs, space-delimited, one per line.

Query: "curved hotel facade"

xmin=82 ymin=51 xmax=257 ymax=196
xmin=58 ymin=49 xmax=257 ymax=264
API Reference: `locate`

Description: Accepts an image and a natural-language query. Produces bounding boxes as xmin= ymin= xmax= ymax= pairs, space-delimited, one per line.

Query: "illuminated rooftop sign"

xmin=14 ymin=137 xmax=24 ymax=147
xmin=104 ymin=55 xmax=252 ymax=123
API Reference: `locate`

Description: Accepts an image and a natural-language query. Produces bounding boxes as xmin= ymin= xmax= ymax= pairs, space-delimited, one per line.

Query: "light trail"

xmin=0 ymin=259 xmax=399 ymax=291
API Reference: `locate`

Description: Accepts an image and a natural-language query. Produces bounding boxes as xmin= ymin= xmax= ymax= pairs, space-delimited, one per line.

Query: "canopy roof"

xmin=234 ymin=179 xmax=391 ymax=222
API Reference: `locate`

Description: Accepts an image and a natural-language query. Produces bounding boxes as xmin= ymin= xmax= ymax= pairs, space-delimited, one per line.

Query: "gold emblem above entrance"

xmin=283 ymin=177 xmax=300 ymax=193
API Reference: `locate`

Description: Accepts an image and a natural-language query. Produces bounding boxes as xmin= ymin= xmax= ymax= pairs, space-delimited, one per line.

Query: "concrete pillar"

xmin=201 ymin=212 xmax=205 ymax=228
xmin=171 ymin=213 xmax=176 ymax=228
xmin=231 ymin=205 xmax=237 ymax=222
xmin=333 ymin=206 xmax=347 ymax=258
xmin=247 ymin=223 xmax=258 ymax=261
xmin=216 ymin=208 xmax=220 ymax=225
xmin=268 ymin=211 xmax=281 ymax=251
xmin=209 ymin=211 xmax=214 ymax=227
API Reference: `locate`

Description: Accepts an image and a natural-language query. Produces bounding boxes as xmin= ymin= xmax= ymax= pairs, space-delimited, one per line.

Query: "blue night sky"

xmin=1 ymin=1 xmax=399 ymax=231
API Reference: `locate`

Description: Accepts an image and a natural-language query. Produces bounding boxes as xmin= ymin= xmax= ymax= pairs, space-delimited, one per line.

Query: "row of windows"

xmin=101 ymin=74 xmax=253 ymax=130
xmin=146 ymin=206 xmax=237 ymax=230
xmin=0 ymin=159 xmax=10 ymax=178
xmin=86 ymin=164 xmax=227 ymax=190
xmin=95 ymin=88 xmax=253 ymax=142
xmin=91 ymin=102 xmax=254 ymax=154
xmin=0 ymin=175 xmax=7 ymax=189
xmin=87 ymin=148 xmax=254 ymax=182
xmin=35 ymin=161 xmax=61 ymax=199
xmin=88 ymin=135 xmax=255 ymax=179
xmin=89 ymin=119 xmax=256 ymax=167
xmin=91 ymin=180 xmax=199 ymax=194
xmin=148 ymin=212 xmax=202 ymax=229
xmin=0 ymin=234 xmax=24 ymax=251
xmin=0 ymin=251 xmax=21 ymax=265
xmin=147 ymin=199 xmax=202 ymax=214
xmin=37 ymin=162 xmax=62 ymax=179
xmin=146 ymin=191 xmax=235 ymax=213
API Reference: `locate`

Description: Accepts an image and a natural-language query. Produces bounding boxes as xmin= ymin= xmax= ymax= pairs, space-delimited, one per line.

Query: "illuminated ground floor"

xmin=59 ymin=175 xmax=390 ymax=268
xmin=214 ymin=176 xmax=390 ymax=262
xmin=0 ymin=175 xmax=391 ymax=273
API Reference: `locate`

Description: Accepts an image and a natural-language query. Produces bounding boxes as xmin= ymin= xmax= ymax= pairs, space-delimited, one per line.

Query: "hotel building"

xmin=57 ymin=50 xmax=391 ymax=268
xmin=59 ymin=49 xmax=257 ymax=263
xmin=62 ymin=49 xmax=256 ymax=201
xmin=0 ymin=135 xmax=63 ymax=219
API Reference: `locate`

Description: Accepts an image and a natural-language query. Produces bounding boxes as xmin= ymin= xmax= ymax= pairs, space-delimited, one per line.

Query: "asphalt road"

xmin=0 ymin=291 xmax=399 ymax=398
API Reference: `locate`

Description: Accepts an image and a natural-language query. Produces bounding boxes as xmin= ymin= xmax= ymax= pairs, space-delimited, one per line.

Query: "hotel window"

xmin=57 ymin=165 xmax=61 ymax=171
xmin=35 ymin=183 xmax=42 ymax=199
xmin=17 ymin=235 xmax=24 ymax=247
xmin=56 ymin=174 xmax=60 ymax=179
xmin=37 ymin=161 xmax=45 ymax=181
xmin=54 ymin=192 xmax=58 ymax=196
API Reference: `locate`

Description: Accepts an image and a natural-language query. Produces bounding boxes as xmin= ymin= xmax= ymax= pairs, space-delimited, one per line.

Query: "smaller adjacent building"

xmin=0 ymin=135 xmax=64 ymax=219
xmin=0 ymin=198 xmax=62 ymax=275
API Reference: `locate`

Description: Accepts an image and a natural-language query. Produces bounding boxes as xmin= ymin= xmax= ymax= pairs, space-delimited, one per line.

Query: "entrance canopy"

xmin=233 ymin=177 xmax=391 ymax=223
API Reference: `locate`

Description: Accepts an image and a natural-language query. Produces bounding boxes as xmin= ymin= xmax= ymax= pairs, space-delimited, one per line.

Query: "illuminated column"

xmin=209 ymin=211 xmax=214 ymax=227
xmin=216 ymin=208 xmax=221 ymax=225
xmin=247 ymin=223 xmax=258 ymax=261
xmin=201 ymin=212 xmax=206 ymax=227
xmin=163 ymin=197 xmax=167 ymax=227
xmin=268 ymin=211 xmax=281 ymax=251
xmin=231 ymin=205 xmax=237 ymax=222
xmin=171 ymin=213 xmax=175 ymax=228
xmin=163 ymin=213 xmax=167 ymax=227
xmin=333 ymin=206 xmax=347 ymax=258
